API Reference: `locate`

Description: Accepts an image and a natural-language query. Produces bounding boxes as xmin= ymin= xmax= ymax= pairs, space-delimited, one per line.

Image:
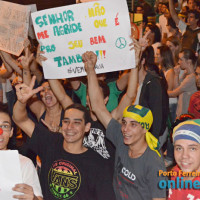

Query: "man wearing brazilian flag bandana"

xmin=106 ymin=104 xmax=167 ymax=200
xmin=85 ymin=50 xmax=167 ymax=200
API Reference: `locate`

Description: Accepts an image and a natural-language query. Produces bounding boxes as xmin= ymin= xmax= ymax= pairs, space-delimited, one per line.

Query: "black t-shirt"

xmin=29 ymin=123 xmax=116 ymax=200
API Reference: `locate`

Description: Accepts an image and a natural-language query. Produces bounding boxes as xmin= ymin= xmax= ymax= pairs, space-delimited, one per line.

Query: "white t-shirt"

xmin=158 ymin=14 xmax=171 ymax=39
xmin=19 ymin=154 xmax=43 ymax=198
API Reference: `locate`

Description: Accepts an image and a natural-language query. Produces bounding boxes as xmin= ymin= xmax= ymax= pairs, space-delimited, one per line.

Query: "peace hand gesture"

xmin=15 ymin=76 xmax=43 ymax=104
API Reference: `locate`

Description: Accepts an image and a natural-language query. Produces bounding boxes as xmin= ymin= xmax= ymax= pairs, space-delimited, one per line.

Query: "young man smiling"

xmin=84 ymin=51 xmax=167 ymax=200
xmin=168 ymin=119 xmax=200 ymax=199
xmin=13 ymin=76 xmax=116 ymax=200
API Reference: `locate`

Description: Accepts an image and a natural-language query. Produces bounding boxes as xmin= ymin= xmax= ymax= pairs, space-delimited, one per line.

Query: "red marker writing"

xmin=115 ymin=13 xmax=119 ymax=26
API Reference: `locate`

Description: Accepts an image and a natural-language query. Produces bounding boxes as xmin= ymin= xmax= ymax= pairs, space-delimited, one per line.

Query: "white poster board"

xmin=0 ymin=1 xmax=30 ymax=56
xmin=32 ymin=0 xmax=135 ymax=79
xmin=0 ymin=150 xmax=23 ymax=200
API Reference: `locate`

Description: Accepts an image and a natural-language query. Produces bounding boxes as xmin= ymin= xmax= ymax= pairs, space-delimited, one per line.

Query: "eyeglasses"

xmin=0 ymin=125 xmax=11 ymax=131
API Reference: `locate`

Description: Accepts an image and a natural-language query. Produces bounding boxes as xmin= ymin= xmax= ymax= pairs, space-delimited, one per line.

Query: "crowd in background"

xmin=0 ymin=0 xmax=200 ymax=199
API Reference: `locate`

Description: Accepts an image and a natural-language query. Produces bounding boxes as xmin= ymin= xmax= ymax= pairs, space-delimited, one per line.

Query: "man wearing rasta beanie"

xmin=168 ymin=119 xmax=200 ymax=199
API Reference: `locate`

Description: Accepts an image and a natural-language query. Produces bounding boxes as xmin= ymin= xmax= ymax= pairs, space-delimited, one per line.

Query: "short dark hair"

xmin=187 ymin=0 xmax=197 ymax=4
xmin=135 ymin=5 xmax=144 ymax=10
xmin=162 ymin=2 xmax=169 ymax=9
xmin=64 ymin=103 xmax=91 ymax=124
xmin=180 ymin=48 xmax=197 ymax=65
xmin=188 ymin=9 xmax=200 ymax=19
xmin=0 ymin=103 xmax=11 ymax=120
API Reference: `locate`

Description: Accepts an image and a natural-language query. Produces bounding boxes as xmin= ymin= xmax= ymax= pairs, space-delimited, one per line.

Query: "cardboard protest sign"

xmin=0 ymin=1 xmax=30 ymax=56
xmin=28 ymin=4 xmax=37 ymax=39
xmin=31 ymin=0 xmax=135 ymax=79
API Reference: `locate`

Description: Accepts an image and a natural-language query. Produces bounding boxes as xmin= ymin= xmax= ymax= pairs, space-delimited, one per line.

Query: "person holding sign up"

xmin=35 ymin=38 xmax=139 ymax=173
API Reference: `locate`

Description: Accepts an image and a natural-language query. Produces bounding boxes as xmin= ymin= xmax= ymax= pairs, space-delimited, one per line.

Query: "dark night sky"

xmin=6 ymin=0 xmax=76 ymax=11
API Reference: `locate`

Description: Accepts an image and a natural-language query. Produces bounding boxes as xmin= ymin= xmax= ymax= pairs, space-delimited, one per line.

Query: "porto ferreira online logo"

xmin=48 ymin=160 xmax=81 ymax=199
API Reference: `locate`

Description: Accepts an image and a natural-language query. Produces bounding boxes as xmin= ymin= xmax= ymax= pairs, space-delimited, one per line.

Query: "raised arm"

xmin=13 ymin=76 xmax=43 ymax=137
xmin=116 ymin=70 xmax=129 ymax=91
xmin=20 ymin=47 xmax=45 ymax=121
xmin=84 ymin=51 xmax=112 ymax=128
xmin=35 ymin=45 xmax=73 ymax=109
xmin=26 ymin=42 xmax=43 ymax=84
xmin=111 ymin=67 xmax=138 ymax=121
xmin=0 ymin=52 xmax=14 ymax=79
xmin=48 ymin=79 xmax=73 ymax=109
xmin=111 ymin=38 xmax=140 ymax=121
xmin=0 ymin=51 xmax=22 ymax=76
xmin=173 ymin=65 xmax=181 ymax=89
xmin=169 ymin=0 xmax=180 ymax=25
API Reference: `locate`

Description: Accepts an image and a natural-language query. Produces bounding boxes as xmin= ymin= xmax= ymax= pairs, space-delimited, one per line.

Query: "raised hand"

xmin=36 ymin=45 xmax=47 ymax=66
xmin=82 ymin=51 xmax=97 ymax=72
xmin=15 ymin=76 xmax=43 ymax=104
xmin=12 ymin=183 xmax=38 ymax=200
xmin=129 ymin=37 xmax=142 ymax=66
xmin=19 ymin=48 xmax=34 ymax=71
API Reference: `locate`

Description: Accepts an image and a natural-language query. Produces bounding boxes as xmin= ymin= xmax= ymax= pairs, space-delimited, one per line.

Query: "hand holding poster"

xmin=31 ymin=0 xmax=135 ymax=79
xmin=0 ymin=1 xmax=30 ymax=56
xmin=0 ymin=150 xmax=23 ymax=200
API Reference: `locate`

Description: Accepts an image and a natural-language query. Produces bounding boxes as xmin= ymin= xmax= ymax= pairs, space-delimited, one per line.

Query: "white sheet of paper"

xmin=0 ymin=1 xmax=30 ymax=56
xmin=0 ymin=150 xmax=23 ymax=200
xmin=32 ymin=0 xmax=135 ymax=79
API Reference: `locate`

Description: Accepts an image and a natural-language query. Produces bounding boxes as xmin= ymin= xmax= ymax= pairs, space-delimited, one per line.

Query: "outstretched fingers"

xmin=29 ymin=76 xmax=37 ymax=89
xmin=32 ymin=85 xmax=44 ymax=95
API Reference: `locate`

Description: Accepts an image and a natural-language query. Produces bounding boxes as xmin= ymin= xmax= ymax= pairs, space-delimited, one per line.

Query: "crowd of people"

xmin=0 ymin=0 xmax=200 ymax=199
